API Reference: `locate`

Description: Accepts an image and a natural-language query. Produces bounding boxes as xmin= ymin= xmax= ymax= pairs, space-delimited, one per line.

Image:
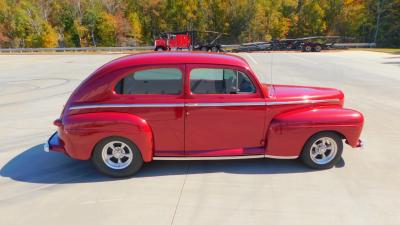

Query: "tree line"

xmin=0 ymin=0 xmax=399 ymax=48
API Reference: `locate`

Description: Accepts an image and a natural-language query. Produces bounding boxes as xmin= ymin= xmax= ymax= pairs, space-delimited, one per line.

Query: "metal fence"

xmin=0 ymin=46 xmax=154 ymax=53
xmin=334 ymin=43 xmax=376 ymax=48
xmin=0 ymin=43 xmax=376 ymax=53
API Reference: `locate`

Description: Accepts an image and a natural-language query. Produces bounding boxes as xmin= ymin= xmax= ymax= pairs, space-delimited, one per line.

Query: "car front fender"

xmin=60 ymin=112 xmax=154 ymax=162
xmin=266 ymin=107 xmax=364 ymax=157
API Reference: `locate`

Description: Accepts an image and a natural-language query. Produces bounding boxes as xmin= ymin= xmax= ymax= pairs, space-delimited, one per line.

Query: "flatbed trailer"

xmin=232 ymin=36 xmax=343 ymax=52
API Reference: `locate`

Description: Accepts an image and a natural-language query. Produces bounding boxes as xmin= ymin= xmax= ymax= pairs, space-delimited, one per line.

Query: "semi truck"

xmin=154 ymin=31 xmax=226 ymax=52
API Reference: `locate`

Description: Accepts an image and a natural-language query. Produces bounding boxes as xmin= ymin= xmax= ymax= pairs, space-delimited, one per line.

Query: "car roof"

xmin=94 ymin=52 xmax=250 ymax=75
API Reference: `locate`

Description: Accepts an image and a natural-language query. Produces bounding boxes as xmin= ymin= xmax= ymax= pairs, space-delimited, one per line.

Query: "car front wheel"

xmin=92 ymin=137 xmax=143 ymax=177
xmin=301 ymin=132 xmax=343 ymax=169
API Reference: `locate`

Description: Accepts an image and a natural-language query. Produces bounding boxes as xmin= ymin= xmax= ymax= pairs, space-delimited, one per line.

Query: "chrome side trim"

xmin=266 ymin=99 xmax=340 ymax=106
xmin=265 ymin=154 xmax=298 ymax=159
xmin=70 ymin=103 xmax=185 ymax=110
xmin=185 ymin=102 xmax=266 ymax=107
xmin=153 ymin=154 xmax=298 ymax=160
xmin=153 ymin=155 xmax=265 ymax=160
xmin=69 ymin=98 xmax=340 ymax=110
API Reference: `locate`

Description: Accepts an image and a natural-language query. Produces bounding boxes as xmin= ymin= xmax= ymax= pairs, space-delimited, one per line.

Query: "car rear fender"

xmin=265 ymin=107 xmax=364 ymax=157
xmin=61 ymin=112 xmax=154 ymax=162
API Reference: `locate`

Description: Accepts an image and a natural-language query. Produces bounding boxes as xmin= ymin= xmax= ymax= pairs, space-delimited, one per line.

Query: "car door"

xmin=114 ymin=65 xmax=185 ymax=156
xmin=184 ymin=64 xmax=267 ymax=156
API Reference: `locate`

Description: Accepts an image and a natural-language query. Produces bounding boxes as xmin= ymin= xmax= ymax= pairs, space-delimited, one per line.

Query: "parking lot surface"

xmin=0 ymin=51 xmax=399 ymax=225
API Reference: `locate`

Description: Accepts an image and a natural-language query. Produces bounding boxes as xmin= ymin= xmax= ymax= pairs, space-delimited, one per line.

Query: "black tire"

xmin=313 ymin=45 xmax=322 ymax=52
xmin=303 ymin=45 xmax=312 ymax=52
xmin=211 ymin=46 xmax=219 ymax=52
xmin=91 ymin=136 xmax=143 ymax=177
xmin=200 ymin=46 xmax=208 ymax=51
xmin=155 ymin=47 xmax=164 ymax=51
xmin=300 ymin=132 xmax=343 ymax=169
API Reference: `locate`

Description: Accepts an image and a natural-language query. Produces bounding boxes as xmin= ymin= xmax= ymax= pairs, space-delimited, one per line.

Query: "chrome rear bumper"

xmin=44 ymin=132 xmax=65 ymax=153
xmin=44 ymin=142 xmax=50 ymax=152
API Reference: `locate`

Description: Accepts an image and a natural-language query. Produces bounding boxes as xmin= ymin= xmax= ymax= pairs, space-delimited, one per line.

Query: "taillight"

xmin=53 ymin=119 xmax=62 ymax=127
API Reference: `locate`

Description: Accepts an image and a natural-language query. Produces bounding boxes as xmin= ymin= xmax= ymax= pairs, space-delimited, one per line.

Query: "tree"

xmin=128 ymin=12 xmax=142 ymax=45
xmin=82 ymin=1 xmax=101 ymax=46
xmin=295 ymin=0 xmax=327 ymax=36
xmin=0 ymin=0 xmax=398 ymax=48
xmin=42 ymin=22 xmax=58 ymax=47
xmin=96 ymin=12 xmax=117 ymax=46
xmin=366 ymin=0 xmax=400 ymax=46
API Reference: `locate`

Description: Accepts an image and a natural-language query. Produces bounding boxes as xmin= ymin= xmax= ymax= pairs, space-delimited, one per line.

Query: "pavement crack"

xmin=170 ymin=162 xmax=190 ymax=225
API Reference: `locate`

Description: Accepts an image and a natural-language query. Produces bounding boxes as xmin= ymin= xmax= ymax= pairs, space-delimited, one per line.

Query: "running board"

xmin=153 ymin=155 xmax=298 ymax=160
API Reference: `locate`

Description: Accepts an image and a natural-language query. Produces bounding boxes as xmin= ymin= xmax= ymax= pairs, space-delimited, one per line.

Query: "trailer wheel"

xmin=211 ymin=46 xmax=219 ymax=52
xmin=200 ymin=46 xmax=208 ymax=51
xmin=304 ymin=45 xmax=312 ymax=52
xmin=314 ymin=45 xmax=322 ymax=52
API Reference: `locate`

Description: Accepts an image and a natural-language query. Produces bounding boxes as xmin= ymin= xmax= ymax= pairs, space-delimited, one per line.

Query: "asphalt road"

xmin=0 ymin=51 xmax=399 ymax=225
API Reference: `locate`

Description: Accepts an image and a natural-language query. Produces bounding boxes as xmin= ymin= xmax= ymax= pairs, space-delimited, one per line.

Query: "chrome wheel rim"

xmin=101 ymin=141 xmax=133 ymax=170
xmin=310 ymin=137 xmax=337 ymax=165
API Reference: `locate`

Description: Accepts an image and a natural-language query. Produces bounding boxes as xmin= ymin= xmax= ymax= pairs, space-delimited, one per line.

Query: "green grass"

xmin=350 ymin=48 xmax=400 ymax=54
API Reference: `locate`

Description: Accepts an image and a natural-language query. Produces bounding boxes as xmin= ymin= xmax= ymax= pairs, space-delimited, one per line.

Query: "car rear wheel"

xmin=155 ymin=47 xmax=164 ymax=51
xmin=92 ymin=137 xmax=143 ymax=177
xmin=301 ymin=132 xmax=343 ymax=169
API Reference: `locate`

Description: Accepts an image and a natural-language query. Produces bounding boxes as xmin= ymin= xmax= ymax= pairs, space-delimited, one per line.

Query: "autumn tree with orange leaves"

xmin=0 ymin=0 xmax=398 ymax=48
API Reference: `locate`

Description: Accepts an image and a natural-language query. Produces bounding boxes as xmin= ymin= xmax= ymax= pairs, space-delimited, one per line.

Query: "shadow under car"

xmin=0 ymin=144 xmax=345 ymax=184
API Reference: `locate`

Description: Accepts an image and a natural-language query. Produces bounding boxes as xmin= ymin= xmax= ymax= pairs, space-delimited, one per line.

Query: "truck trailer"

xmin=154 ymin=31 xmax=226 ymax=52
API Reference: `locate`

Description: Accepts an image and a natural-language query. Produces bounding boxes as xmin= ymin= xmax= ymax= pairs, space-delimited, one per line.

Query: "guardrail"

xmin=0 ymin=43 xmax=376 ymax=53
xmin=221 ymin=44 xmax=241 ymax=49
xmin=0 ymin=46 xmax=154 ymax=53
xmin=333 ymin=43 xmax=376 ymax=48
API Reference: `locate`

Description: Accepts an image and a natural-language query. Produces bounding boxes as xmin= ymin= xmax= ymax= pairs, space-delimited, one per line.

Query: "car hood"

xmin=267 ymin=84 xmax=344 ymax=103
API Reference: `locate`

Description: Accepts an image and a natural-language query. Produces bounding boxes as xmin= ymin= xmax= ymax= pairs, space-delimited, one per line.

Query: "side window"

xmin=115 ymin=68 xmax=182 ymax=94
xmin=190 ymin=68 xmax=256 ymax=94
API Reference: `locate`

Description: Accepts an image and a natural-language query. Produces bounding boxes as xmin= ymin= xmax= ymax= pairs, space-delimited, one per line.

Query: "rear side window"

xmin=115 ymin=68 xmax=182 ymax=94
xmin=190 ymin=68 xmax=256 ymax=94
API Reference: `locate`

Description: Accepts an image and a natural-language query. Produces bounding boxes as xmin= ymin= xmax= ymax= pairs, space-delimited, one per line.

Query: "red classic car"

xmin=45 ymin=52 xmax=364 ymax=177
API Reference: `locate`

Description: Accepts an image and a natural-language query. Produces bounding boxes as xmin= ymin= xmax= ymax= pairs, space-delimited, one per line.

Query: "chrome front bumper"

xmin=357 ymin=139 xmax=365 ymax=150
